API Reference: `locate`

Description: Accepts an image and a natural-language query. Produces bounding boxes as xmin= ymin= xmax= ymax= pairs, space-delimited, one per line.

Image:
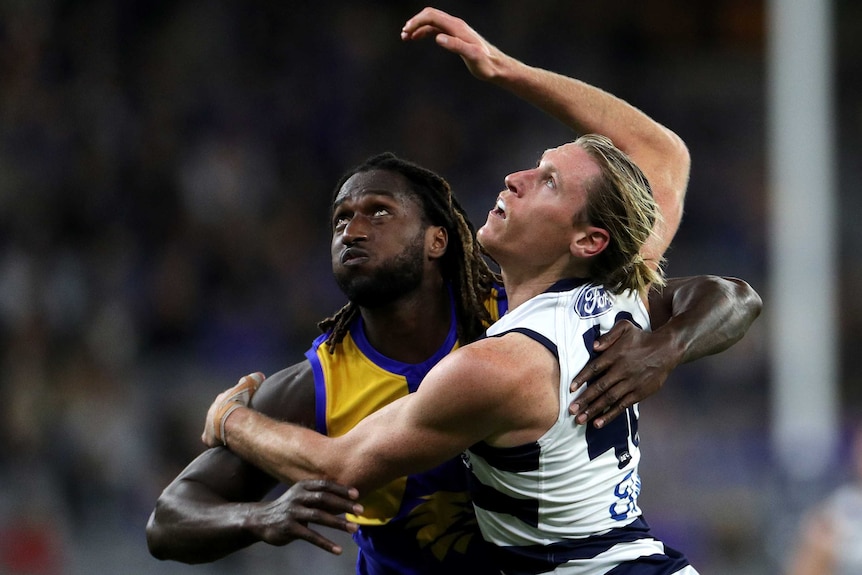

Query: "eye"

xmin=545 ymin=177 xmax=556 ymax=189
xmin=372 ymin=207 xmax=391 ymax=217
xmin=333 ymin=213 xmax=350 ymax=230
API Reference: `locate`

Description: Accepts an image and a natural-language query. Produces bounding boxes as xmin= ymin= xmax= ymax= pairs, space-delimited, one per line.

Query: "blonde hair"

xmin=575 ymin=134 xmax=665 ymax=294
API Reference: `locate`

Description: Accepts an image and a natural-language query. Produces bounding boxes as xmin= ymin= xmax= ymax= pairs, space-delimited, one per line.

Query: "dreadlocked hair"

xmin=318 ymin=152 xmax=500 ymax=353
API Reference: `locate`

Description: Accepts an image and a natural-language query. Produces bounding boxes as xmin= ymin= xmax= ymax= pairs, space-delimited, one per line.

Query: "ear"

xmin=426 ymin=226 xmax=448 ymax=260
xmin=570 ymin=225 xmax=610 ymax=259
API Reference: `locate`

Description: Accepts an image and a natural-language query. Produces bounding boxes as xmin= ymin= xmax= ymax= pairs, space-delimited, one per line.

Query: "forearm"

xmin=489 ymin=57 xmax=689 ymax=257
xmin=224 ymin=407 xmax=341 ymax=485
xmin=147 ymin=479 xmax=262 ymax=563
xmin=223 ymin=400 xmax=466 ymax=496
xmin=654 ymin=276 xmax=763 ymax=365
xmin=492 ymin=58 xmax=678 ymax=150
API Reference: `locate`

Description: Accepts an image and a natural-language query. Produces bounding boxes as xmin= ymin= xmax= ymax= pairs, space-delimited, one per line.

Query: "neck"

xmin=500 ymin=260 xmax=589 ymax=310
xmin=501 ymin=276 xmax=558 ymax=310
xmin=358 ymin=279 xmax=452 ymax=364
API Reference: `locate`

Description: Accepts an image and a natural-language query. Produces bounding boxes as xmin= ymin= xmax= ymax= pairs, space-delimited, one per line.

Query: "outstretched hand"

xmin=202 ymin=372 xmax=265 ymax=447
xmin=569 ymin=321 xmax=679 ymax=428
xmin=254 ymin=479 xmax=364 ymax=555
xmin=401 ymin=7 xmax=509 ymax=81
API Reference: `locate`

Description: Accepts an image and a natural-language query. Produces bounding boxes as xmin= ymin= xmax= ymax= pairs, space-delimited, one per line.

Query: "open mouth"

xmin=491 ymin=196 xmax=507 ymax=219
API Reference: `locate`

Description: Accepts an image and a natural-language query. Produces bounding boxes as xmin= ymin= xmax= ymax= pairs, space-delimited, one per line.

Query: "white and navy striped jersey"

xmin=463 ymin=278 xmax=698 ymax=575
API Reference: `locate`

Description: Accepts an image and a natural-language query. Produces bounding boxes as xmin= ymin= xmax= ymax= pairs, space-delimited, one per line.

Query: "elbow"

xmin=324 ymin=451 xmax=388 ymax=496
xmin=325 ymin=460 xmax=369 ymax=493
xmin=145 ymin=493 xmax=208 ymax=564
xmin=668 ymin=134 xmax=691 ymax=207
xmin=731 ymin=277 xmax=764 ymax=322
xmin=145 ymin=505 xmax=172 ymax=561
xmin=663 ymin=126 xmax=691 ymax=176
xmin=712 ymin=276 xmax=763 ymax=345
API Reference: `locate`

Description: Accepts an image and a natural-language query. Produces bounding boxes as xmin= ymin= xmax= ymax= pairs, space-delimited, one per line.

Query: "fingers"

xmin=569 ymin=364 xmax=629 ymax=427
xmin=591 ymin=401 xmax=630 ymax=429
xmin=401 ymin=24 xmax=441 ymax=41
xmin=401 ymin=7 xmax=460 ymax=40
xmin=280 ymin=481 xmax=363 ymax=553
xmin=570 ymin=325 xmax=634 ymax=392
xmin=286 ymin=480 xmax=364 ymax=524
xmin=294 ymin=526 xmax=346 ymax=555
xmin=298 ymin=479 xmax=362 ymax=511
xmin=202 ymin=372 xmax=266 ymax=447
xmin=570 ymin=377 xmax=617 ymax=426
xmin=234 ymin=372 xmax=265 ymax=401
xmin=592 ymin=321 xmax=630 ymax=351
xmin=280 ymin=517 xmax=355 ymax=555
xmin=570 ymin=357 xmax=603 ymax=392
xmin=570 ymin=383 xmax=635 ymax=429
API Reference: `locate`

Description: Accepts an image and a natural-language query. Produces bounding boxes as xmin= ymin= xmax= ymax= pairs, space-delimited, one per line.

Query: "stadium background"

xmin=0 ymin=1 xmax=859 ymax=573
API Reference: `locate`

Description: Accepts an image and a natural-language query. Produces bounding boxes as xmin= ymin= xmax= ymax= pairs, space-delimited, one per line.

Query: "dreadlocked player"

xmin=319 ymin=152 xmax=499 ymax=355
xmin=148 ymin=7 xmax=762 ymax=574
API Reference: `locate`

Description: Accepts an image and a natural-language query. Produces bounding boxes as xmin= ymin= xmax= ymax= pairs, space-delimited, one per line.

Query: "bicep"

xmin=646 ymin=279 xmax=683 ymax=329
xmin=171 ymin=360 xmax=317 ymax=501
xmin=168 ymin=447 xmax=276 ymax=504
xmin=250 ymin=360 xmax=317 ymax=428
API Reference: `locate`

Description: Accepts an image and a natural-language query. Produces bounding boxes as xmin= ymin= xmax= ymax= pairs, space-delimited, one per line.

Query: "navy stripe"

xmin=468 ymin=441 xmax=541 ymax=472
xmin=546 ymin=277 xmax=590 ymax=293
xmin=489 ymin=327 xmax=557 ymax=360
xmin=492 ymin=518 xmax=655 ymax=574
xmin=604 ymin=544 xmax=692 ymax=575
xmin=468 ymin=472 xmax=540 ymax=528
xmin=614 ymin=310 xmax=643 ymax=330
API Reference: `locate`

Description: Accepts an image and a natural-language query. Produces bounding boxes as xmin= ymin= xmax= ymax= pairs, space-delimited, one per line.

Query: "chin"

xmin=476 ymin=225 xmax=500 ymax=252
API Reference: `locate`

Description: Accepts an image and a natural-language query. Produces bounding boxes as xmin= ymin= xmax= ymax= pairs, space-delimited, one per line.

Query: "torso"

xmin=305 ymin=284 xmax=507 ymax=575
xmin=465 ymin=279 xmax=695 ymax=574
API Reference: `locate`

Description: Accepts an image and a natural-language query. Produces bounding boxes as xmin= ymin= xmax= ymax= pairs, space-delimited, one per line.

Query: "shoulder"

xmin=398 ymin=333 xmax=556 ymax=441
xmin=426 ymin=333 xmax=556 ymax=406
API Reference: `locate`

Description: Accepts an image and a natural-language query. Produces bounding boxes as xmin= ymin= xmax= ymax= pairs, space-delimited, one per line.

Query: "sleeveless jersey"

xmin=465 ymin=278 xmax=699 ymax=575
xmin=305 ymin=283 xmax=507 ymax=575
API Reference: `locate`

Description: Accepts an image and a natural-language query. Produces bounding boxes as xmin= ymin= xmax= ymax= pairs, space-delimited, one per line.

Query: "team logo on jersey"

xmin=575 ymin=285 xmax=614 ymax=318
xmin=406 ymin=491 xmax=479 ymax=560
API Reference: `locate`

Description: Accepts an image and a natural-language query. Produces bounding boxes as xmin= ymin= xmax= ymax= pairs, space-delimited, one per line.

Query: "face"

xmin=477 ymin=143 xmax=602 ymax=268
xmin=330 ymin=170 xmax=432 ymax=308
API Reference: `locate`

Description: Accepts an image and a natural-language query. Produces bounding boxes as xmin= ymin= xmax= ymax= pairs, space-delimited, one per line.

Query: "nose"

xmin=341 ymin=214 xmax=369 ymax=245
xmin=503 ymin=170 xmax=528 ymax=196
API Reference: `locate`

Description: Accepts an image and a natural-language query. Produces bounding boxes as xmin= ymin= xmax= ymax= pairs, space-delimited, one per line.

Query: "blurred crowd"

xmin=0 ymin=1 xmax=860 ymax=574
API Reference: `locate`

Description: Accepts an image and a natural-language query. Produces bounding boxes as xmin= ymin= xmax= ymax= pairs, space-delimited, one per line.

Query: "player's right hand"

xmin=253 ymin=479 xmax=363 ymax=554
xmin=401 ymin=7 xmax=509 ymax=82
xmin=202 ymin=372 xmax=264 ymax=447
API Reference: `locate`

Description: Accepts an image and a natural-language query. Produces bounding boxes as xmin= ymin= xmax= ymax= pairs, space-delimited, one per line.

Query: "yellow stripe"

xmin=318 ymin=334 xmax=410 ymax=525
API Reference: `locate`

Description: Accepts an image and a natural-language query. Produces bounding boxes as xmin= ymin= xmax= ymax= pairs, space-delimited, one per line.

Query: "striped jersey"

xmin=465 ymin=278 xmax=699 ymax=575
xmin=305 ymin=283 xmax=508 ymax=575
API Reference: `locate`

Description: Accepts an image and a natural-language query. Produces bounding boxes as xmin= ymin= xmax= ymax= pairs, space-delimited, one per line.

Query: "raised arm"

xmin=569 ymin=275 xmax=763 ymax=427
xmin=401 ymin=7 xmax=690 ymax=264
xmin=146 ymin=363 xmax=361 ymax=562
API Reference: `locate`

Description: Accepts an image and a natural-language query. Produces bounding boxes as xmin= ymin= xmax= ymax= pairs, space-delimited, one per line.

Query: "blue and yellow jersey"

xmin=304 ymin=284 xmax=507 ymax=575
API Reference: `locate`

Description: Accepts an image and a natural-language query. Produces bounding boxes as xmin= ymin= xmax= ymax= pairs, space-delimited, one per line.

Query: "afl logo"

xmin=575 ymin=286 xmax=614 ymax=318
xmin=460 ymin=452 xmax=473 ymax=471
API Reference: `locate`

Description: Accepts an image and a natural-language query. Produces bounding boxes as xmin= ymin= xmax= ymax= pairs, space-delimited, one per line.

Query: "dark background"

xmin=0 ymin=1 xmax=860 ymax=573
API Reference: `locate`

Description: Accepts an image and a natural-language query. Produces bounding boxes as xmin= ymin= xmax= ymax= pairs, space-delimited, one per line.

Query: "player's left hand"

xmin=569 ymin=321 xmax=676 ymax=428
xmin=202 ymin=372 xmax=265 ymax=447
